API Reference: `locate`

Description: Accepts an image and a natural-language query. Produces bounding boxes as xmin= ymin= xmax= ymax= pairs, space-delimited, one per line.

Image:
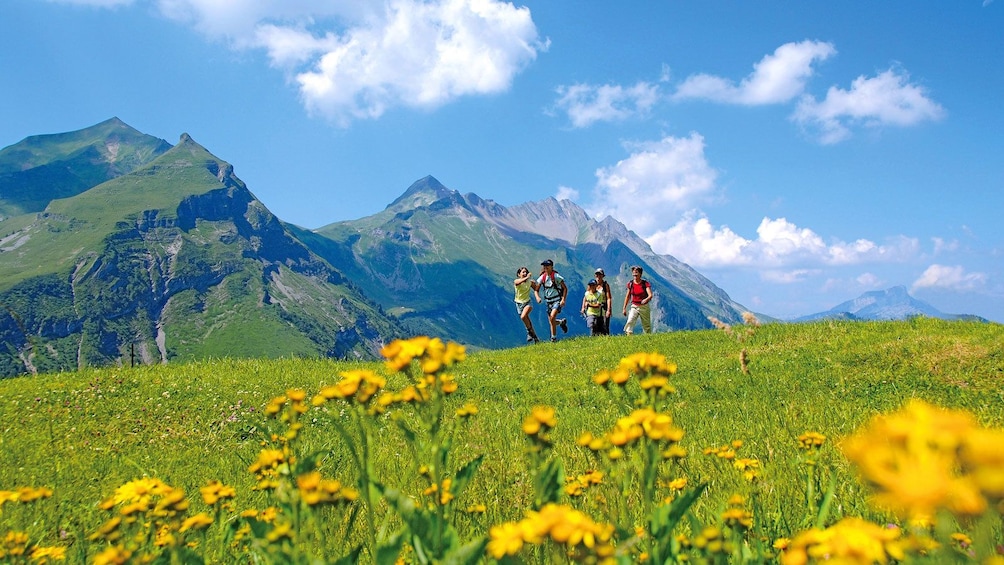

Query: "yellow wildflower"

xmin=111 ymin=478 xmax=172 ymax=506
xmin=200 ymin=480 xmax=236 ymax=506
xmin=842 ymin=399 xmax=988 ymax=520
xmin=29 ymin=545 xmax=67 ymax=563
xmin=93 ymin=545 xmax=132 ymax=565
xmin=180 ymin=513 xmax=214 ymax=532
xmin=798 ymin=431 xmax=826 ymax=450
xmin=781 ymin=517 xmax=902 ymax=565
xmin=487 ymin=521 xmax=525 ymax=558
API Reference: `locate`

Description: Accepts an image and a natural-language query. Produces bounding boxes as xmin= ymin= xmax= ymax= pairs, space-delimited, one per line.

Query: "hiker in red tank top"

xmin=622 ymin=265 xmax=653 ymax=334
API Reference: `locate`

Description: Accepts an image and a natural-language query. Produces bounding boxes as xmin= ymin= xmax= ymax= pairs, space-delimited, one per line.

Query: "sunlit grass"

xmin=0 ymin=318 xmax=1001 ymax=562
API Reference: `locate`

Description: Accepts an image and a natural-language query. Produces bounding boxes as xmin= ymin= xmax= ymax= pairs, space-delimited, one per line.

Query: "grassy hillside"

xmin=1 ymin=319 xmax=1002 ymax=562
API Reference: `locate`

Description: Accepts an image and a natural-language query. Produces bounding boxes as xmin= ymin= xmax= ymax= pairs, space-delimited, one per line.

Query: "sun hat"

xmin=588 ymin=279 xmax=597 ymax=285
xmin=594 ymin=268 xmax=605 ymax=275
xmin=541 ymin=259 xmax=554 ymax=266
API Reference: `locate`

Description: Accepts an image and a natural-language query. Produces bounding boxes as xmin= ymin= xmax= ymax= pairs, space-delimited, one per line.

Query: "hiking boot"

xmin=526 ymin=333 xmax=534 ymax=342
xmin=559 ymin=318 xmax=568 ymax=333
xmin=550 ymin=337 xmax=557 ymax=342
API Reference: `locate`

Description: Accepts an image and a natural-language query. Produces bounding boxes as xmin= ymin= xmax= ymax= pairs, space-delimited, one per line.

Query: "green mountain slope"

xmin=311 ymin=176 xmax=751 ymax=349
xmin=0 ymin=125 xmax=401 ymax=377
xmin=0 ymin=117 xmax=171 ymax=218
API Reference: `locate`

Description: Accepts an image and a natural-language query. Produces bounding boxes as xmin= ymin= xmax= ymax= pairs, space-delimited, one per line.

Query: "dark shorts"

xmin=515 ymin=301 xmax=531 ymax=315
xmin=546 ymin=299 xmax=562 ymax=314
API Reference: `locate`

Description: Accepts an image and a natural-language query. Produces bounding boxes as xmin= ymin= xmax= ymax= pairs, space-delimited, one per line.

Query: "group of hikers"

xmin=513 ymin=259 xmax=653 ymax=343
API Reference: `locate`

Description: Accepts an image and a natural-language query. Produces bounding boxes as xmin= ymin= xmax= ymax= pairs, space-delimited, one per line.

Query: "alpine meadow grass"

xmin=0 ymin=318 xmax=1002 ymax=563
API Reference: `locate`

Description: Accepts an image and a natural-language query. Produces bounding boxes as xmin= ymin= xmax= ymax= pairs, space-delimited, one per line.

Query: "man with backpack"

xmin=622 ymin=265 xmax=653 ymax=334
xmin=534 ymin=259 xmax=568 ymax=342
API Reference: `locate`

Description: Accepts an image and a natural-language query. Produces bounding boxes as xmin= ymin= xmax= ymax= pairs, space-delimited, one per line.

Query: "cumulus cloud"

xmin=296 ymin=0 xmax=544 ymax=125
xmin=134 ymin=0 xmax=545 ymax=125
xmin=645 ymin=213 xmax=920 ymax=272
xmin=553 ymin=81 xmax=660 ymax=127
xmin=673 ymin=40 xmax=836 ymax=105
xmin=793 ymin=68 xmax=946 ymax=143
xmin=912 ymin=264 xmax=987 ymax=291
xmin=587 ymin=133 xmax=719 ymax=235
xmin=555 ymin=185 xmax=579 ymax=201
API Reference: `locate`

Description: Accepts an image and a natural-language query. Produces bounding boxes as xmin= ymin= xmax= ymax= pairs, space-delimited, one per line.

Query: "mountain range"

xmin=793 ymin=286 xmax=987 ymax=323
xmin=0 ymin=118 xmax=981 ymax=377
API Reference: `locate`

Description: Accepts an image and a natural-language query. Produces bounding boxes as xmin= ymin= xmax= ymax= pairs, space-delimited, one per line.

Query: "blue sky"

xmin=3 ymin=0 xmax=1003 ymax=322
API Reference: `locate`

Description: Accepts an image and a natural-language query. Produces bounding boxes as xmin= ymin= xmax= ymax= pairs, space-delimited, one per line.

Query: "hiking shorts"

xmin=545 ymin=299 xmax=562 ymax=314
xmin=515 ymin=301 xmax=532 ymax=315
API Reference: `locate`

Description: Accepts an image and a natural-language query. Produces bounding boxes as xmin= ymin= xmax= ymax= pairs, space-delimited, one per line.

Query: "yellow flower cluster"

xmin=732 ymin=457 xmax=761 ymax=482
xmin=455 ymin=402 xmax=478 ymax=418
xmin=487 ymin=503 xmax=615 ymax=562
xmin=591 ymin=352 xmax=678 ymax=390
xmin=264 ymin=389 xmax=310 ymax=441
xmin=381 ymin=336 xmax=466 ymax=374
xmin=90 ymin=477 xmax=212 ymax=560
xmin=199 ymin=480 xmax=236 ymax=507
xmin=564 ymin=470 xmax=604 ymax=497
xmin=704 ymin=440 xmax=744 ymax=461
xmin=618 ymin=352 xmax=678 ymax=378
xmin=579 ymin=408 xmax=684 ymax=461
xmin=685 ymin=526 xmax=736 ymax=558
xmin=296 ymin=471 xmax=360 ymax=506
xmin=26 ymin=544 xmax=66 ymax=563
xmin=248 ymin=448 xmax=289 ymax=490
xmin=721 ymin=494 xmax=754 ymax=530
xmin=422 ymin=478 xmax=454 ymax=506
xmin=0 ymin=486 xmax=53 ymax=507
xmin=779 ymin=517 xmax=935 ymax=565
xmin=313 ymin=370 xmax=386 ymax=406
xmin=842 ymin=399 xmax=1004 ymax=520
xmin=797 ymin=431 xmax=826 ymax=450
xmin=523 ymin=405 xmax=557 ymax=443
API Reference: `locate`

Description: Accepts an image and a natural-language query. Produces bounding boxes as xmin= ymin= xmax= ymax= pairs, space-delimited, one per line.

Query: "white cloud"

xmin=645 ymin=213 xmax=920 ymax=270
xmin=555 ymin=185 xmax=579 ymax=201
xmin=587 ymin=134 xmax=719 ymax=235
xmin=646 ymin=212 xmax=751 ymax=266
xmin=793 ymin=68 xmax=946 ymax=143
xmin=761 ymin=269 xmax=820 ymax=284
xmin=932 ymin=237 xmax=959 ymax=255
xmin=295 ymin=0 xmax=544 ymax=125
xmin=856 ymin=272 xmax=882 ymax=287
xmin=673 ymin=40 xmax=836 ymax=105
xmin=912 ymin=264 xmax=987 ymax=291
xmin=554 ymin=81 xmax=659 ymax=127
xmin=149 ymin=0 xmax=543 ymax=126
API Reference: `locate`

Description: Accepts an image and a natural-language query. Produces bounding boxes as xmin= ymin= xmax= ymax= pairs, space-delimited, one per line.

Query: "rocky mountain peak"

xmin=386 ymin=175 xmax=457 ymax=211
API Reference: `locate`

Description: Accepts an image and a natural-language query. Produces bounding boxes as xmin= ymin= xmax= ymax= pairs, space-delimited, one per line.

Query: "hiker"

xmin=581 ymin=279 xmax=605 ymax=336
xmin=514 ymin=266 xmax=540 ymax=343
xmin=593 ymin=268 xmax=613 ymax=335
xmin=534 ymin=259 xmax=568 ymax=342
xmin=622 ymin=265 xmax=653 ymax=334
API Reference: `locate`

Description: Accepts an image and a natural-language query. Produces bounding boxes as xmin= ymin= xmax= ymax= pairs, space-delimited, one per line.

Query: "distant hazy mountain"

xmin=306 ymin=175 xmax=751 ymax=348
xmin=794 ymin=286 xmax=987 ymax=322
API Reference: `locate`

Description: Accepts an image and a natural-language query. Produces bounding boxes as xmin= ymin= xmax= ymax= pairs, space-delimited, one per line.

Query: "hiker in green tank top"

xmin=514 ymin=266 xmax=540 ymax=343
xmin=580 ymin=279 xmax=605 ymax=336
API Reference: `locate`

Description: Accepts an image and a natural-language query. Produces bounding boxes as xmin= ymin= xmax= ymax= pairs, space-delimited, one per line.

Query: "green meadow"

xmin=1 ymin=318 xmax=1002 ymax=563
